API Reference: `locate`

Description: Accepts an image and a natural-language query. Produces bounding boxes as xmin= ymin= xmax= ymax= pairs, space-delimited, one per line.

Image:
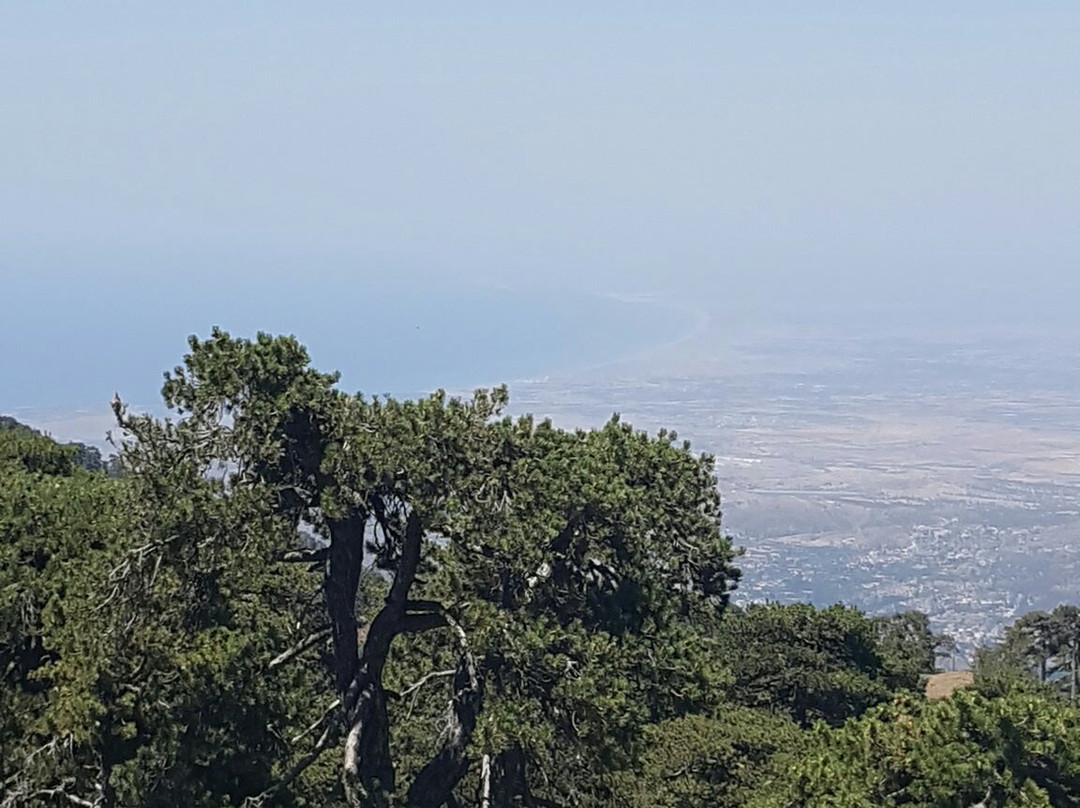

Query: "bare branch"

xmin=25 ymin=789 xmax=96 ymax=808
xmin=268 ymin=628 xmax=331 ymax=671
xmin=291 ymin=698 xmax=341 ymax=745
xmin=481 ymin=753 xmax=492 ymax=808
xmin=243 ymin=721 xmax=341 ymax=808
xmin=396 ymin=669 xmax=456 ymax=701
xmin=277 ymin=548 xmax=329 ymax=564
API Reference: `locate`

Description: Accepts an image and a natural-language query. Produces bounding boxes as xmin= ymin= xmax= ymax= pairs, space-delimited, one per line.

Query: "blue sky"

xmin=2 ymin=2 xmax=1079 ymax=411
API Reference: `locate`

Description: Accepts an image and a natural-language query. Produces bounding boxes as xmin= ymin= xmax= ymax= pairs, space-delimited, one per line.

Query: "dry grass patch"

xmin=925 ymin=671 xmax=974 ymax=700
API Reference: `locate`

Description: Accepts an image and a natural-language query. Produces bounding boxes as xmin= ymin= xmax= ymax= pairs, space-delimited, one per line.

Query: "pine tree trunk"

xmin=493 ymin=746 xmax=528 ymax=808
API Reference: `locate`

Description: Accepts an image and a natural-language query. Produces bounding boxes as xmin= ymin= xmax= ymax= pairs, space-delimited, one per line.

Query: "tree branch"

xmin=26 ymin=789 xmax=97 ymax=808
xmin=268 ymin=628 xmax=331 ymax=671
xmin=339 ymin=512 xmax=425 ymax=806
xmin=398 ymin=613 xmax=448 ymax=634
xmin=396 ymin=669 xmax=456 ymax=700
xmin=404 ymin=599 xmax=444 ymax=614
xmin=291 ymin=698 xmax=341 ymax=745
xmin=387 ymin=512 xmax=423 ymax=605
xmin=277 ymin=547 xmax=329 ymax=563
xmin=406 ymin=607 xmax=483 ymax=808
xmin=243 ymin=720 xmax=341 ymax=808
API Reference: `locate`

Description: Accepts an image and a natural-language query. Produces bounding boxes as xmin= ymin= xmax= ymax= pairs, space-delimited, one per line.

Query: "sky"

xmin=2 ymin=2 xmax=1079 ymax=415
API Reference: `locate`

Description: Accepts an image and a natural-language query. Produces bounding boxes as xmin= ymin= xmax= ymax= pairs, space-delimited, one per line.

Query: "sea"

xmin=1 ymin=265 xmax=688 ymax=443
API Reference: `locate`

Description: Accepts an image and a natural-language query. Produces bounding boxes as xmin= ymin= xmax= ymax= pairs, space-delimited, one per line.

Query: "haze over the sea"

xmin=3 ymin=2 xmax=1079 ymax=419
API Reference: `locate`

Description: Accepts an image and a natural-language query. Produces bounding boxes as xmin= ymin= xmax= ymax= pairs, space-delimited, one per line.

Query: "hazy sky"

xmin=2 ymin=2 xmax=1079 ymax=410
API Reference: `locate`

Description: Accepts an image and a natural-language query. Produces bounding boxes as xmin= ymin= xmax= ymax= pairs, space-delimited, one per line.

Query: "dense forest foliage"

xmin=3 ymin=330 xmax=1079 ymax=807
